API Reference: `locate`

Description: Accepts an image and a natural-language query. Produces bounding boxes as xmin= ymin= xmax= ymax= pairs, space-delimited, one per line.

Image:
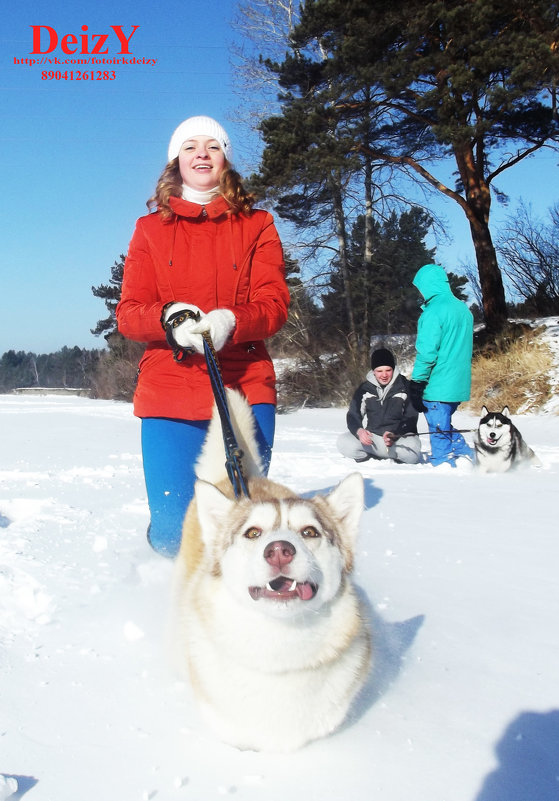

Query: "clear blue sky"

xmin=1 ymin=0 xmax=259 ymax=354
xmin=1 ymin=0 xmax=558 ymax=354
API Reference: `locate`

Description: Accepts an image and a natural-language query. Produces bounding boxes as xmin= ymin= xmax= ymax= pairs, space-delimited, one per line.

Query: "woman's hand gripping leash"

xmin=162 ymin=302 xmax=235 ymax=360
xmin=162 ymin=304 xmax=250 ymax=500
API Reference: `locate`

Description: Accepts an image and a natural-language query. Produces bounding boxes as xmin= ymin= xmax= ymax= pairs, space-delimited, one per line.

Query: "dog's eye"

xmin=301 ymin=526 xmax=321 ymax=538
xmin=243 ymin=526 xmax=262 ymax=539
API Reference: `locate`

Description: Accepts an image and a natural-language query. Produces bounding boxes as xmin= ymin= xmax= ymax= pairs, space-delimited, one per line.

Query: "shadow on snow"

xmin=474 ymin=709 xmax=559 ymax=801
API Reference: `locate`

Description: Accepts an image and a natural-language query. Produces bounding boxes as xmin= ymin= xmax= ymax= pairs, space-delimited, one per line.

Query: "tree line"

xmin=0 ymin=347 xmax=103 ymax=394
xmin=52 ymin=195 xmax=555 ymax=408
xmin=0 ymin=339 xmax=143 ymax=402
xmin=3 ymin=193 xmax=557 ymax=405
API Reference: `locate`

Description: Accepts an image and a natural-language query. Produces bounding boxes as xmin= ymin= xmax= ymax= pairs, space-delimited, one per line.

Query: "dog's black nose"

xmin=264 ymin=540 xmax=296 ymax=570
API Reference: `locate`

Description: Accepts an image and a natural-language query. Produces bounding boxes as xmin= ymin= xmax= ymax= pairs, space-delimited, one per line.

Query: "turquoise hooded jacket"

xmin=411 ymin=264 xmax=473 ymax=401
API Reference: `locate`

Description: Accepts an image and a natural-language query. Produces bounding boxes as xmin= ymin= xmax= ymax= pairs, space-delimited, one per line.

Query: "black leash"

xmin=201 ymin=333 xmax=250 ymax=500
xmin=164 ymin=307 xmax=250 ymax=500
xmin=418 ymin=426 xmax=476 ymax=436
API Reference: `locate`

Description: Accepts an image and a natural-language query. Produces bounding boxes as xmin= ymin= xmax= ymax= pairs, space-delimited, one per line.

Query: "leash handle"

xmin=165 ymin=307 xmax=200 ymax=363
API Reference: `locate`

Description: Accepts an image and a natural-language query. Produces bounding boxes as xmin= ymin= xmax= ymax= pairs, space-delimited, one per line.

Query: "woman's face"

xmin=178 ymin=135 xmax=226 ymax=191
xmin=373 ymin=366 xmax=393 ymax=385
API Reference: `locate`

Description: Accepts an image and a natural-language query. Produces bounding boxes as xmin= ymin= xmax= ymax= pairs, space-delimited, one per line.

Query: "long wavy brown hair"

xmin=147 ymin=158 xmax=256 ymax=219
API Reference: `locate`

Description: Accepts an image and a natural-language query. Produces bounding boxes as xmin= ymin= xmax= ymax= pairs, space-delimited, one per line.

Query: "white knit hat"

xmin=167 ymin=115 xmax=232 ymax=162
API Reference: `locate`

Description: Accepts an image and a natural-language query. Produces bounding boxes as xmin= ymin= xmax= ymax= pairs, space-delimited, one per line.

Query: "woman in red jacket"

xmin=117 ymin=116 xmax=289 ymax=557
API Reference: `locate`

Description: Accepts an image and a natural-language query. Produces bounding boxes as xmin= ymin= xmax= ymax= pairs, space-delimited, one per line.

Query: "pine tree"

xmin=91 ymin=255 xmax=125 ymax=339
xmin=253 ymin=50 xmax=399 ymax=354
xmin=319 ymin=207 xmax=437 ymax=342
xmin=89 ymin=253 xmax=145 ymax=400
xmin=284 ymin=0 xmax=559 ymax=333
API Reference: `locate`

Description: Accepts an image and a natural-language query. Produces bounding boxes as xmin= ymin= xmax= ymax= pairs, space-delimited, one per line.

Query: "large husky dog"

xmin=474 ymin=406 xmax=540 ymax=473
xmin=171 ymin=390 xmax=371 ymax=752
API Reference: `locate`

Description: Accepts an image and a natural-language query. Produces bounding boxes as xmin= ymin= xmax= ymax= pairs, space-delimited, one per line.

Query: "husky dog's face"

xmin=478 ymin=405 xmax=512 ymax=448
xmin=194 ymin=473 xmax=363 ymax=619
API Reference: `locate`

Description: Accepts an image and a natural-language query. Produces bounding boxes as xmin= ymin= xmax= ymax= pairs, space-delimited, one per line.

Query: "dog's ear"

xmin=501 ymin=406 xmax=510 ymax=418
xmin=481 ymin=405 xmax=488 ymax=416
xmin=324 ymin=472 xmax=364 ymax=545
xmin=194 ymin=480 xmax=235 ymax=547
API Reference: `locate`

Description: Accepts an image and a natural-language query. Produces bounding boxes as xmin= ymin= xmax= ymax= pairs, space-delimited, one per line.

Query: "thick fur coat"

xmin=170 ymin=391 xmax=371 ymax=752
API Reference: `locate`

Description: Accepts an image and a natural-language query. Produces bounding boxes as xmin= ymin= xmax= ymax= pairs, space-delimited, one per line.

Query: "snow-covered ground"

xmin=1 ymin=324 xmax=559 ymax=800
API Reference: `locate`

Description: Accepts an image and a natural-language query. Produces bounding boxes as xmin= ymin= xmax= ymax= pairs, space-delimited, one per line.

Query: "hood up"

xmin=412 ymin=263 xmax=451 ymax=303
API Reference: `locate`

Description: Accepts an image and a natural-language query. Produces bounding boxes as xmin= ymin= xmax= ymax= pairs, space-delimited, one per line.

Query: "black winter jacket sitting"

xmin=346 ymin=368 xmax=419 ymax=438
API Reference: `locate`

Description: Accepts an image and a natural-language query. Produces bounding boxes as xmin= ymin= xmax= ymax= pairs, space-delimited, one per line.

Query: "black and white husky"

xmin=474 ymin=406 xmax=540 ymax=473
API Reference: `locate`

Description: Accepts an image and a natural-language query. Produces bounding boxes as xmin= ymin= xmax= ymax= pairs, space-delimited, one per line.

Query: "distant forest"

xmin=0 ymin=337 xmax=148 ymax=402
xmin=0 ymin=347 xmax=104 ymax=395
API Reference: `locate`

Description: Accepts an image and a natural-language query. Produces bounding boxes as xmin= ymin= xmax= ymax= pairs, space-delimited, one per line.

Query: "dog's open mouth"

xmin=248 ymin=576 xmax=318 ymax=601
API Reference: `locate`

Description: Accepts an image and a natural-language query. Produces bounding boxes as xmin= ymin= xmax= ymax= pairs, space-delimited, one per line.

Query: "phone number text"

xmin=41 ymin=70 xmax=116 ymax=81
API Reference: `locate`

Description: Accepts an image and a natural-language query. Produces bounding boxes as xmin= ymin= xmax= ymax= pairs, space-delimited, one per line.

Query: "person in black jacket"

xmin=337 ymin=348 xmax=422 ymax=464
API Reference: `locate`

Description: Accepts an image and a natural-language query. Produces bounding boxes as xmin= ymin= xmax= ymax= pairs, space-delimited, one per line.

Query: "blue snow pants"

xmin=423 ymin=401 xmax=474 ymax=466
xmin=141 ymin=403 xmax=275 ymax=558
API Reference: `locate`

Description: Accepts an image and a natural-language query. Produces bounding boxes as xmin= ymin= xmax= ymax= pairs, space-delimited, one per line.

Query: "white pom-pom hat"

xmin=167 ymin=116 xmax=232 ymax=163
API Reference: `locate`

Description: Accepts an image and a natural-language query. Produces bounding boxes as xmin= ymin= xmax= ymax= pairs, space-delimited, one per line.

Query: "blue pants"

xmin=141 ymin=403 xmax=275 ymax=557
xmin=423 ymin=401 xmax=474 ymax=466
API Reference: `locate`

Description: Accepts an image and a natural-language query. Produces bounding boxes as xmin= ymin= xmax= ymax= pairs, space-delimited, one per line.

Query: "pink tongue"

xmin=296 ymin=582 xmax=316 ymax=601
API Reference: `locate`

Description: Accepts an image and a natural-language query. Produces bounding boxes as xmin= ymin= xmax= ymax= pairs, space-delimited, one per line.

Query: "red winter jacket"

xmin=116 ymin=195 xmax=290 ymax=420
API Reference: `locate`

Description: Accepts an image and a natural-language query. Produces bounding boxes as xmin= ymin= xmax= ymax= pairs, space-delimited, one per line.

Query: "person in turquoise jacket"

xmin=409 ymin=263 xmax=474 ymax=467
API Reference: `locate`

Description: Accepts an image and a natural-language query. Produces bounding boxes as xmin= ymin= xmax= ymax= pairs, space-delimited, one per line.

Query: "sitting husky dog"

xmin=171 ymin=390 xmax=371 ymax=752
xmin=474 ymin=406 xmax=540 ymax=473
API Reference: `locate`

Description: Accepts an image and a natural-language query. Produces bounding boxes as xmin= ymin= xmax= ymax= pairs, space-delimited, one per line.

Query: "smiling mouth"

xmin=248 ymin=576 xmax=318 ymax=601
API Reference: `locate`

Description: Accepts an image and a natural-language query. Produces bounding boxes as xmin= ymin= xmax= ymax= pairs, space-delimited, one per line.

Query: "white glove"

xmin=190 ymin=308 xmax=236 ymax=352
xmin=162 ymin=302 xmax=205 ymax=352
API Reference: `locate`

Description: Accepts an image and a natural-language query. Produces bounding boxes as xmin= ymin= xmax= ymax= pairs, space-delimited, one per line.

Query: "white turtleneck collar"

xmin=181 ymin=184 xmax=221 ymax=205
